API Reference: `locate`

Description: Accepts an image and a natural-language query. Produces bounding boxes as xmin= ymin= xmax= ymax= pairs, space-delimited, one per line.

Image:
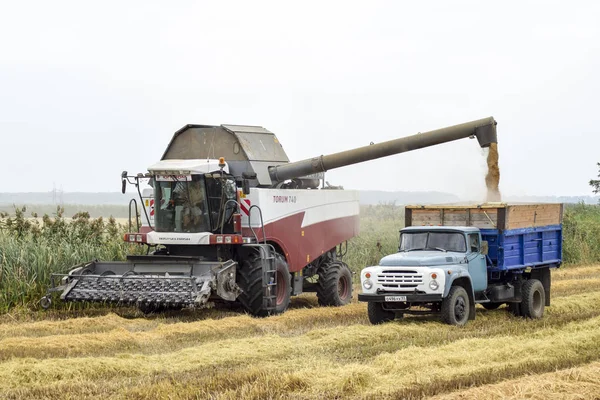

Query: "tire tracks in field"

xmin=0 ymin=277 xmax=599 ymax=363
xmin=429 ymin=361 xmax=600 ymax=400
xmin=3 ymin=314 xmax=600 ymax=400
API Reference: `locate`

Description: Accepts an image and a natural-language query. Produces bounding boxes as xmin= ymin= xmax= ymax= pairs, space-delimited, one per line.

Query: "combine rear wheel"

xmin=316 ymin=261 xmax=353 ymax=306
xmin=237 ymin=253 xmax=291 ymax=317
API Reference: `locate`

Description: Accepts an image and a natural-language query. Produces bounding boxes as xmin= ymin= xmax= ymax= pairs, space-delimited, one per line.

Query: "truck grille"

xmin=377 ymin=270 xmax=423 ymax=289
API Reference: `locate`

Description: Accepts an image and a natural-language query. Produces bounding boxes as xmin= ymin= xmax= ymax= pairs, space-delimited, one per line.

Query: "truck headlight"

xmin=429 ymin=280 xmax=439 ymax=290
xmin=363 ymin=279 xmax=373 ymax=290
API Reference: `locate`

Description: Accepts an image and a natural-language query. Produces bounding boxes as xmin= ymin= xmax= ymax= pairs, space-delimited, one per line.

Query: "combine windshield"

xmin=154 ymin=175 xmax=210 ymax=233
xmin=153 ymin=174 xmax=238 ymax=233
xmin=400 ymin=231 xmax=466 ymax=253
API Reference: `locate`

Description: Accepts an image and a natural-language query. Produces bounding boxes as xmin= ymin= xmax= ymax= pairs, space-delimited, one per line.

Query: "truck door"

xmin=467 ymin=233 xmax=488 ymax=291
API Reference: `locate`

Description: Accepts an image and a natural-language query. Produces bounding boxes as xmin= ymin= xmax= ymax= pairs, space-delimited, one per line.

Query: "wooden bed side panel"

xmin=506 ymin=204 xmax=563 ymax=229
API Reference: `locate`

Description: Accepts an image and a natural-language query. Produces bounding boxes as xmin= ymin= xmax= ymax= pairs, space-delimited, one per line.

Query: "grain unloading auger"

xmin=41 ymin=117 xmax=498 ymax=315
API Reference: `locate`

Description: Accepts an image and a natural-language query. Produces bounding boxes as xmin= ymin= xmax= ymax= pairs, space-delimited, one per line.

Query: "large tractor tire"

xmin=238 ymin=253 xmax=291 ymax=317
xmin=441 ymin=286 xmax=470 ymax=326
xmin=521 ymin=279 xmax=545 ymax=319
xmin=367 ymin=302 xmax=395 ymax=324
xmin=316 ymin=261 xmax=353 ymax=306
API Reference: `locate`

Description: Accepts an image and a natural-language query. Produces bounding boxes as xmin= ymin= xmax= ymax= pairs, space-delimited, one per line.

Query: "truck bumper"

xmin=358 ymin=293 xmax=443 ymax=303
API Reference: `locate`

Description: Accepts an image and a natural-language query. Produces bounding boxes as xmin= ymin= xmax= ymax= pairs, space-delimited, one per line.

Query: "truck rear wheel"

xmin=316 ymin=261 xmax=353 ymax=306
xmin=367 ymin=302 xmax=395 ymax=324
xmin=238 ymin=253 xmax=291 ymax=317
xmin=521 ymin=279 xmax=545 ymax=319
xmin=441 ymin=286 xmax=470 ymax=326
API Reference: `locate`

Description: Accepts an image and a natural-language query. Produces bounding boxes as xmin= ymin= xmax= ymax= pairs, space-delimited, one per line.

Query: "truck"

xmin=359 ymin=203 xmax=563 ymax=326
xmin=42 ymin=117 xmax=498 ymax=317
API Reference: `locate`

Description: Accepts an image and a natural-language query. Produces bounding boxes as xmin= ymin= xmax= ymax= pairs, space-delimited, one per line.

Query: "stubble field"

xmin=0 ymin=263 xmax=599 ymax=399
xmin=1 ymin=204 xmax=600 ymax=399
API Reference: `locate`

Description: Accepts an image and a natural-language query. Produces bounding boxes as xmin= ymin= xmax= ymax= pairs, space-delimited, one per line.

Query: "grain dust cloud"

xmin=485 ymin=143 xmax=501 ymax=201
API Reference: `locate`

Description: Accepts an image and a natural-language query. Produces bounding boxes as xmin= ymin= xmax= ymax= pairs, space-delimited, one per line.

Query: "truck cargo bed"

xmin=405 ymin=203 xmax=563 ymax=271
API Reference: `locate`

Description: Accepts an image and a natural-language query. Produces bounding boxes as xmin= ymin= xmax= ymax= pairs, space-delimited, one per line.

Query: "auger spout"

xmin=268 ymin=116 xmax=497 ymax=184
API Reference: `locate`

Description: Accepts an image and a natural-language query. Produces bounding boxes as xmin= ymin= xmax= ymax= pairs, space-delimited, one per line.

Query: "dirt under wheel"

xmin=367 ymin=302 xmax=395 ymax=324
xmin=441 ymin=286 xmax=470 ymax=326
xmin=316 ymin=261 xmax=353 ymax=306
xmin=521 ymin=279 xmax=545 ymax=319
xmin=237 ymin=252 xmax=291 ymax=317
xmin=482 ymin=302 xmax=503 ymax=310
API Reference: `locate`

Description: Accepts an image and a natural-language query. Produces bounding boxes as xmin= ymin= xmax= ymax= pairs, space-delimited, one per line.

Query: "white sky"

xmin=1 ymin=1 xmax=599 ymax=198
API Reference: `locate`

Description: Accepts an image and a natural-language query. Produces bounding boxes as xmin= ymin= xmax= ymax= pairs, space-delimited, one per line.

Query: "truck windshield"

xmin=400 ymin=231 xmax=467 ymax=253
xmin=154 ymin=175 xmax=210 ymax=233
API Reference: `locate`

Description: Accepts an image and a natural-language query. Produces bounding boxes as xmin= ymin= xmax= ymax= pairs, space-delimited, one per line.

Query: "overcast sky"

xmin=1 ymin=1 xmax=599 ymax=199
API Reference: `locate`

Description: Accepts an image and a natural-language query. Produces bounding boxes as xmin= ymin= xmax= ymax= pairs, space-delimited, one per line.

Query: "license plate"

xmin=384 ymin=296 xmax=407 ymax=302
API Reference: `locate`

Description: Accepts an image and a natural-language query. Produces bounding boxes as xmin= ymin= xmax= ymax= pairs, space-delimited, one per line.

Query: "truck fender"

xmin=444 ymin=271 xmax=476 ymax=320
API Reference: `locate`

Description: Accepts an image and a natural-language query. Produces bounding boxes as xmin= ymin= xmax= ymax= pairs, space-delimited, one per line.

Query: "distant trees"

xmin=589 ymin=163 xmax=600 ymax=195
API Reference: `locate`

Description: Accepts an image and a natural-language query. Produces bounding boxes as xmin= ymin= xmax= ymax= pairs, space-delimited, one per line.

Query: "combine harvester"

xmin=42 ymin=117 xmax=498 ymax=316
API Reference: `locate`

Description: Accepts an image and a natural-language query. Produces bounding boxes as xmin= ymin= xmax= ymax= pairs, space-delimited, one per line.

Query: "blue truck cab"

xmin=358 ymin=203 xmax=563 ymax=326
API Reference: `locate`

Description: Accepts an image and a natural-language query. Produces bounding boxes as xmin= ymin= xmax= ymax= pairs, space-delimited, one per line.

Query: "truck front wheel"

xmin=441 ymin=286 xmax=470 ymax=326
xmin=367 ymin=302 xmax=395 ymax=324
xmin=521 ymin=279 xmax=545 ymax=319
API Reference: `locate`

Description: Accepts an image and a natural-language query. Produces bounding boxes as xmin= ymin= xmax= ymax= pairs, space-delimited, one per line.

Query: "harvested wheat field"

xmin=1 ymin=264 xmax=599 ymax=400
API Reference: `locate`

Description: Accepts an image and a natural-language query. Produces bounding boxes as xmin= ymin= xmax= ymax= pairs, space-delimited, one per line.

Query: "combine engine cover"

xmin=240 ymin=188 xmax=360 ymax=273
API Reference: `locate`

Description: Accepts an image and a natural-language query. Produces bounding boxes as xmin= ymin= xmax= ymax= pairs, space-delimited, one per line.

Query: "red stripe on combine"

xmin=242 ymin=213 xmax=360 ymax=273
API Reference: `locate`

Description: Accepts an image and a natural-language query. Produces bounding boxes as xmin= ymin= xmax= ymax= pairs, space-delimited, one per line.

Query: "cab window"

xmin=468 ymin=233 xmax=480 ymax=253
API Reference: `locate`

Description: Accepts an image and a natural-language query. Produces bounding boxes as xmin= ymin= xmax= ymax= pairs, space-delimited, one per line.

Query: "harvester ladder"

xmin=262 ymin=244 xmax=277 ymax=311
xmin=245 ymin=205 xmax=277 ymax=311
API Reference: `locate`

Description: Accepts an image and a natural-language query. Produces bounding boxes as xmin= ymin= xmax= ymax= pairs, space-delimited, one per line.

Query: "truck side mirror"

xmin=242 ymin=179 xmax=250 ymax=195
xmin=481 ymin=240 xmax=489 ymax=256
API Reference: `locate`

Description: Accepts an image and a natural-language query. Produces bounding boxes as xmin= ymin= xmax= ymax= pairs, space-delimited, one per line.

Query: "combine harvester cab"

xmin=43 ymin=118 xmax=499 ymax=316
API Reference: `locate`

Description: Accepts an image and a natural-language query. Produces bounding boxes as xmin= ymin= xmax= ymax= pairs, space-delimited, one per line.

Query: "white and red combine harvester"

xmin=42 ymin=118 xmax=498 ymax=316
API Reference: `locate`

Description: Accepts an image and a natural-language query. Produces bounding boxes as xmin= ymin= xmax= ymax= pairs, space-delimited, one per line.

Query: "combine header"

xmin=42 ymin=117 xmax=498 ymax=315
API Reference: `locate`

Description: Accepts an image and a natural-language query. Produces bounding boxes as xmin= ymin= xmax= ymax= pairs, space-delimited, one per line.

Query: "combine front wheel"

xmin=238 ymin=253 xmax=291 ymax=317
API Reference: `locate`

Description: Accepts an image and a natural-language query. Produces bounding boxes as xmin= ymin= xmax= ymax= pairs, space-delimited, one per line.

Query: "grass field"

xmin=2 ymin=203 xmax=600 ymax=398
xmin=0 ymin=263 xmax=599 ymax=399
